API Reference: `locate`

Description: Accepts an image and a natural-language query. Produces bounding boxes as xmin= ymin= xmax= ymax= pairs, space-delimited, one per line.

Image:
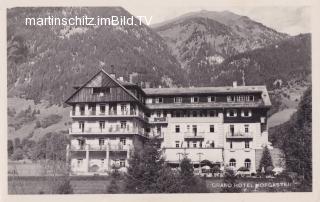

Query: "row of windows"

xmin=229 ymin=158 xmax=251 ymax=169
xmin=148 ymin=95 xmax=255 ymax=104
xmin=153 ymin=109 xmax=252 ymax=118
xmin=175 ymin=125 xmax=215 ymax=133
xmin=175 ymin=140 xmax=215 ymax=148
xmin=229 ymin=140 xmax=250 ymax=149
xmin=76 ymin=159 xmax=126 ymax=167
xmin=77 ymin=138 xmax=127 ymax=146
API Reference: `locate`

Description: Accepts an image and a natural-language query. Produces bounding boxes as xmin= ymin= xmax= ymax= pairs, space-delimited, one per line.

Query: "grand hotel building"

xmin=65 ymin=70 xmax=271 ymax=175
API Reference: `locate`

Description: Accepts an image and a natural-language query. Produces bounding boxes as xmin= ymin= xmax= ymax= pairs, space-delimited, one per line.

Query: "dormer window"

xmin=92 ymin=87 xmax=110 ymax=96
xmin=155 ymin=97 xmax=163 ymax=103
xmin=227 ymin=96 xmax=235 ymax=102
xmin=208 ymin=96 xmax=216 ymax=102
xmin=174 ymin=97 xmax=182 ymax=103
xmin=191 ymin=97 xmax=199 ymax=103
xmin=242 ymin=109 xmax=252 ymax=117
xmin=227 ymin=109 xmax=237 ymax=117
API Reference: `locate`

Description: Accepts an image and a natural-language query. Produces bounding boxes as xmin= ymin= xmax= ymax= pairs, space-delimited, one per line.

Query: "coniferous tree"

xmin=259 ymin=146 xmax=274 ymax=175
xmin=107 ymin=167 xmax=121 ymax=193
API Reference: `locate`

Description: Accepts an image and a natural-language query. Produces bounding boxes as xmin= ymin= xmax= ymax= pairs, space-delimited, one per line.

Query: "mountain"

xmin=153 ymin=10 xmax=289 ymax=86
xmin=7 ymin=7 xmax=185 ymax=105
xmin=214 ymin=33 xmax=311 ymax=117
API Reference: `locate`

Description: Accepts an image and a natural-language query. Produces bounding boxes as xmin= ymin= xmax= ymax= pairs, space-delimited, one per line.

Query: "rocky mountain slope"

xmin=153 ymin=10 xmax=290 ymax=86
xmin=7 ymin=7 xmax=185 ymax=105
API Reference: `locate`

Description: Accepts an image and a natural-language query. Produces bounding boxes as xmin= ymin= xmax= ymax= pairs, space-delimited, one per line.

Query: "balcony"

xmin=184 ymin=132 xmax=205 ymax=140
xmin=69 ymin=126 xmax=145 ymax=136
xmin=70 ymin=144 xmax=131 ymax=151
xmin=149 ymin=117 xmax=168 ymax=124
xmin=70 ymin=110 xmax=147 ymax=121
xmin=226 ymin=132 xmax=253 ymax=139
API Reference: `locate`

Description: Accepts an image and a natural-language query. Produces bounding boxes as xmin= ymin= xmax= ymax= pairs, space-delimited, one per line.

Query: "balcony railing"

xmin=184 ymin=132 xmax=205 ymax=139
xmin=70 ymin=144 xmax=131 ymax=151
xmin=149 ymin=117 xmax=167 ymax=124
xmin=69 ymin=126 xmax=145 ymax=136
xmin=226 ymin=132 xmax=253 ymax=139
xmin=70 ymin=110 xmax=146 ymax=120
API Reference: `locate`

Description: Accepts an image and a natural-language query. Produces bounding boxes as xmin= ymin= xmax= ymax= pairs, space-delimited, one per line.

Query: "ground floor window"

xmin=229 ymin=159 xmax=236 ymax=167
xmin=120 ymin=138 xmax=126 ymax=145
xmin=77 ymin=159 xmax=83 ymax=166
xmin=120 ymin=159 xmax=126 ymax=167
xmin=244 ymin=159 xmax=251 ymax=169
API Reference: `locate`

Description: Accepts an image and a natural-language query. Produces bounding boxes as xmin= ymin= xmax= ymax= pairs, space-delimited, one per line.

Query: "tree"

xmin=11 ymin=147 xmax=24 ymax=160
xmin=259 ymin=146 xmax=274 ymax=175
xmin=221 ymin=168 xmax=242 ymax=193
xmin=8 ymin=140 xmax=14 ymax=158
xmin=179 ymin=157 xmax=208 ymax=193
xmin=282 ymin=87 xmax=312 ymax=191
xmin=124 ymin=138 xmax=165 ymax=193
xmin=107 ymin=167 xmax=121 ymax=193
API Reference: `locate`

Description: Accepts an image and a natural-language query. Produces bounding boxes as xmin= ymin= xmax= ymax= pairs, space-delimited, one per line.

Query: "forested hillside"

xmin=7 ymin=7 xmax=185 ymax=105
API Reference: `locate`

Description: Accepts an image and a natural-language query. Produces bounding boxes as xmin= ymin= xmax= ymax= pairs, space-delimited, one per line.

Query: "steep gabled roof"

xmin=65 ymin=69 xmax=142 ymax=104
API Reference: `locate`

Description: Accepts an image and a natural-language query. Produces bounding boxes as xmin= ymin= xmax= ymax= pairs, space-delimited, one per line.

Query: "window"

xmin=187 ymin=141 xmax=190 ymax=148
xmin=227 ymin=96 xmax=235 ymax=102
xmin=101 ymin=159 xmax=105 ymax=164
xmin=120 ymin=121 xmax=127 ymax=129
xmin=99 ymin=138 xmax=105 ymax=146
xmin=242 ymin=109 xmax=252 ymax=117
xmin=229 ymin=159 xmax=236 ymax=167
xmin=156 ymin=111 xmax=161 ymax=117
xmin=79 ymin=122 xmax=85 ymax=132
xmin=210 ymin=125 xmax=215 ymax=133
xmin=174 ymin=97 xmax=182 ymax=103
xmin=227 ymin=109 xmax=237 ymax=117
xmin=230 ymin=125 xmax=235 ymax=136
xmin=120 ymin=138 xmax=126 ymax=145
xmin=230 ymin=141 xmax=233 ymax=149
xmin=155 ymin=97 xmax=163 ymax=103
xmin=146 ymin=98 xmax=152 ymax=104
xmin=199 ymin=141 xmax=203 ymax=148
xmin=244 ymin=159 xmax=251 ymax=169
xmin=246 ymin=95 xmax=254 ymax=102
xmin=120 ymin=104 xmax=127 ymax=114
xmin=99 ymin=121 xmax=105 ymax=130
xmin=72 ymin=105 xmax=76 ymax=115
xmin=80 ymin=106 xmax=85 ymax=115
xmin=236 ymin=96 xmax=245 ymax=102
xmin=93 ymin=87 xmax=110 ymax=95
xmin=245 ymin=140 xmax=250 ymax=148
xmin=209 ymin=110 xmax=217 ymax=117
xmin=211 ymin=141 xmax=215 ymax=148
xmin=77 ymin=159 xmax=83 ymax=166
xmin=120 ymin=159 xmax=126 ymax=167
xmin=191 ymin=97 xmax=199 ymax=103
xmin=175 ymin=125 xmax=180 ymax=133
xmin=244 ymin=125 xmax=249 ymax=133
xmin=192 ymin=111 xmax=198 ymax=117
xmin=175 ymin=111 xmax=181 ymax=117
xmin=193 ymin=141 xmax=197 ymax=148
xmin=192 ymin=125 xmax=197 ymax=136
xmin=100 ymin=105 xmax=106 ymax=114
xmin=208 ymin=96 xmax=216 ymax=102
xmin=175 ymin=141 xmax=180 ymax=148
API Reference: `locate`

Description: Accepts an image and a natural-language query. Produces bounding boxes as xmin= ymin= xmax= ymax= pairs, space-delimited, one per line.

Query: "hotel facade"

xmin=65 ymin=70 xmax=272 ymax=175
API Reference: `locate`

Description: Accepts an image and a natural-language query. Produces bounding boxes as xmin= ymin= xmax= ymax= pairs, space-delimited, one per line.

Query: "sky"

xmin=105 ymin=1 xmax=311 ymax=35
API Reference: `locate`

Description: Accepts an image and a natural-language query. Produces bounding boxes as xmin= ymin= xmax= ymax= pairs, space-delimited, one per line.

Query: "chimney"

xmin=233 ymin=81 xmax=237 ymax=88
xmin=118 ymin=76 xmax=124 ymax=82
xmin=129 ymin=72 xmax=139 ymax=83
xmin=110 ymin=73 xmax=116 ymax=78
xmin=145 ymin=81 xmax=150 ymax=88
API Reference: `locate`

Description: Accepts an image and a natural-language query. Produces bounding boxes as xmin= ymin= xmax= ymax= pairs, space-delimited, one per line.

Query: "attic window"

xmin=92 ymin=87 xmax=110 ymax=95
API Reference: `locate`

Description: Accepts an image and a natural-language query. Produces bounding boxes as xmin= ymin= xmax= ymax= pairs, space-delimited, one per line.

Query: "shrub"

xmin=56 ymin=178 xmax=73 ymax=194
